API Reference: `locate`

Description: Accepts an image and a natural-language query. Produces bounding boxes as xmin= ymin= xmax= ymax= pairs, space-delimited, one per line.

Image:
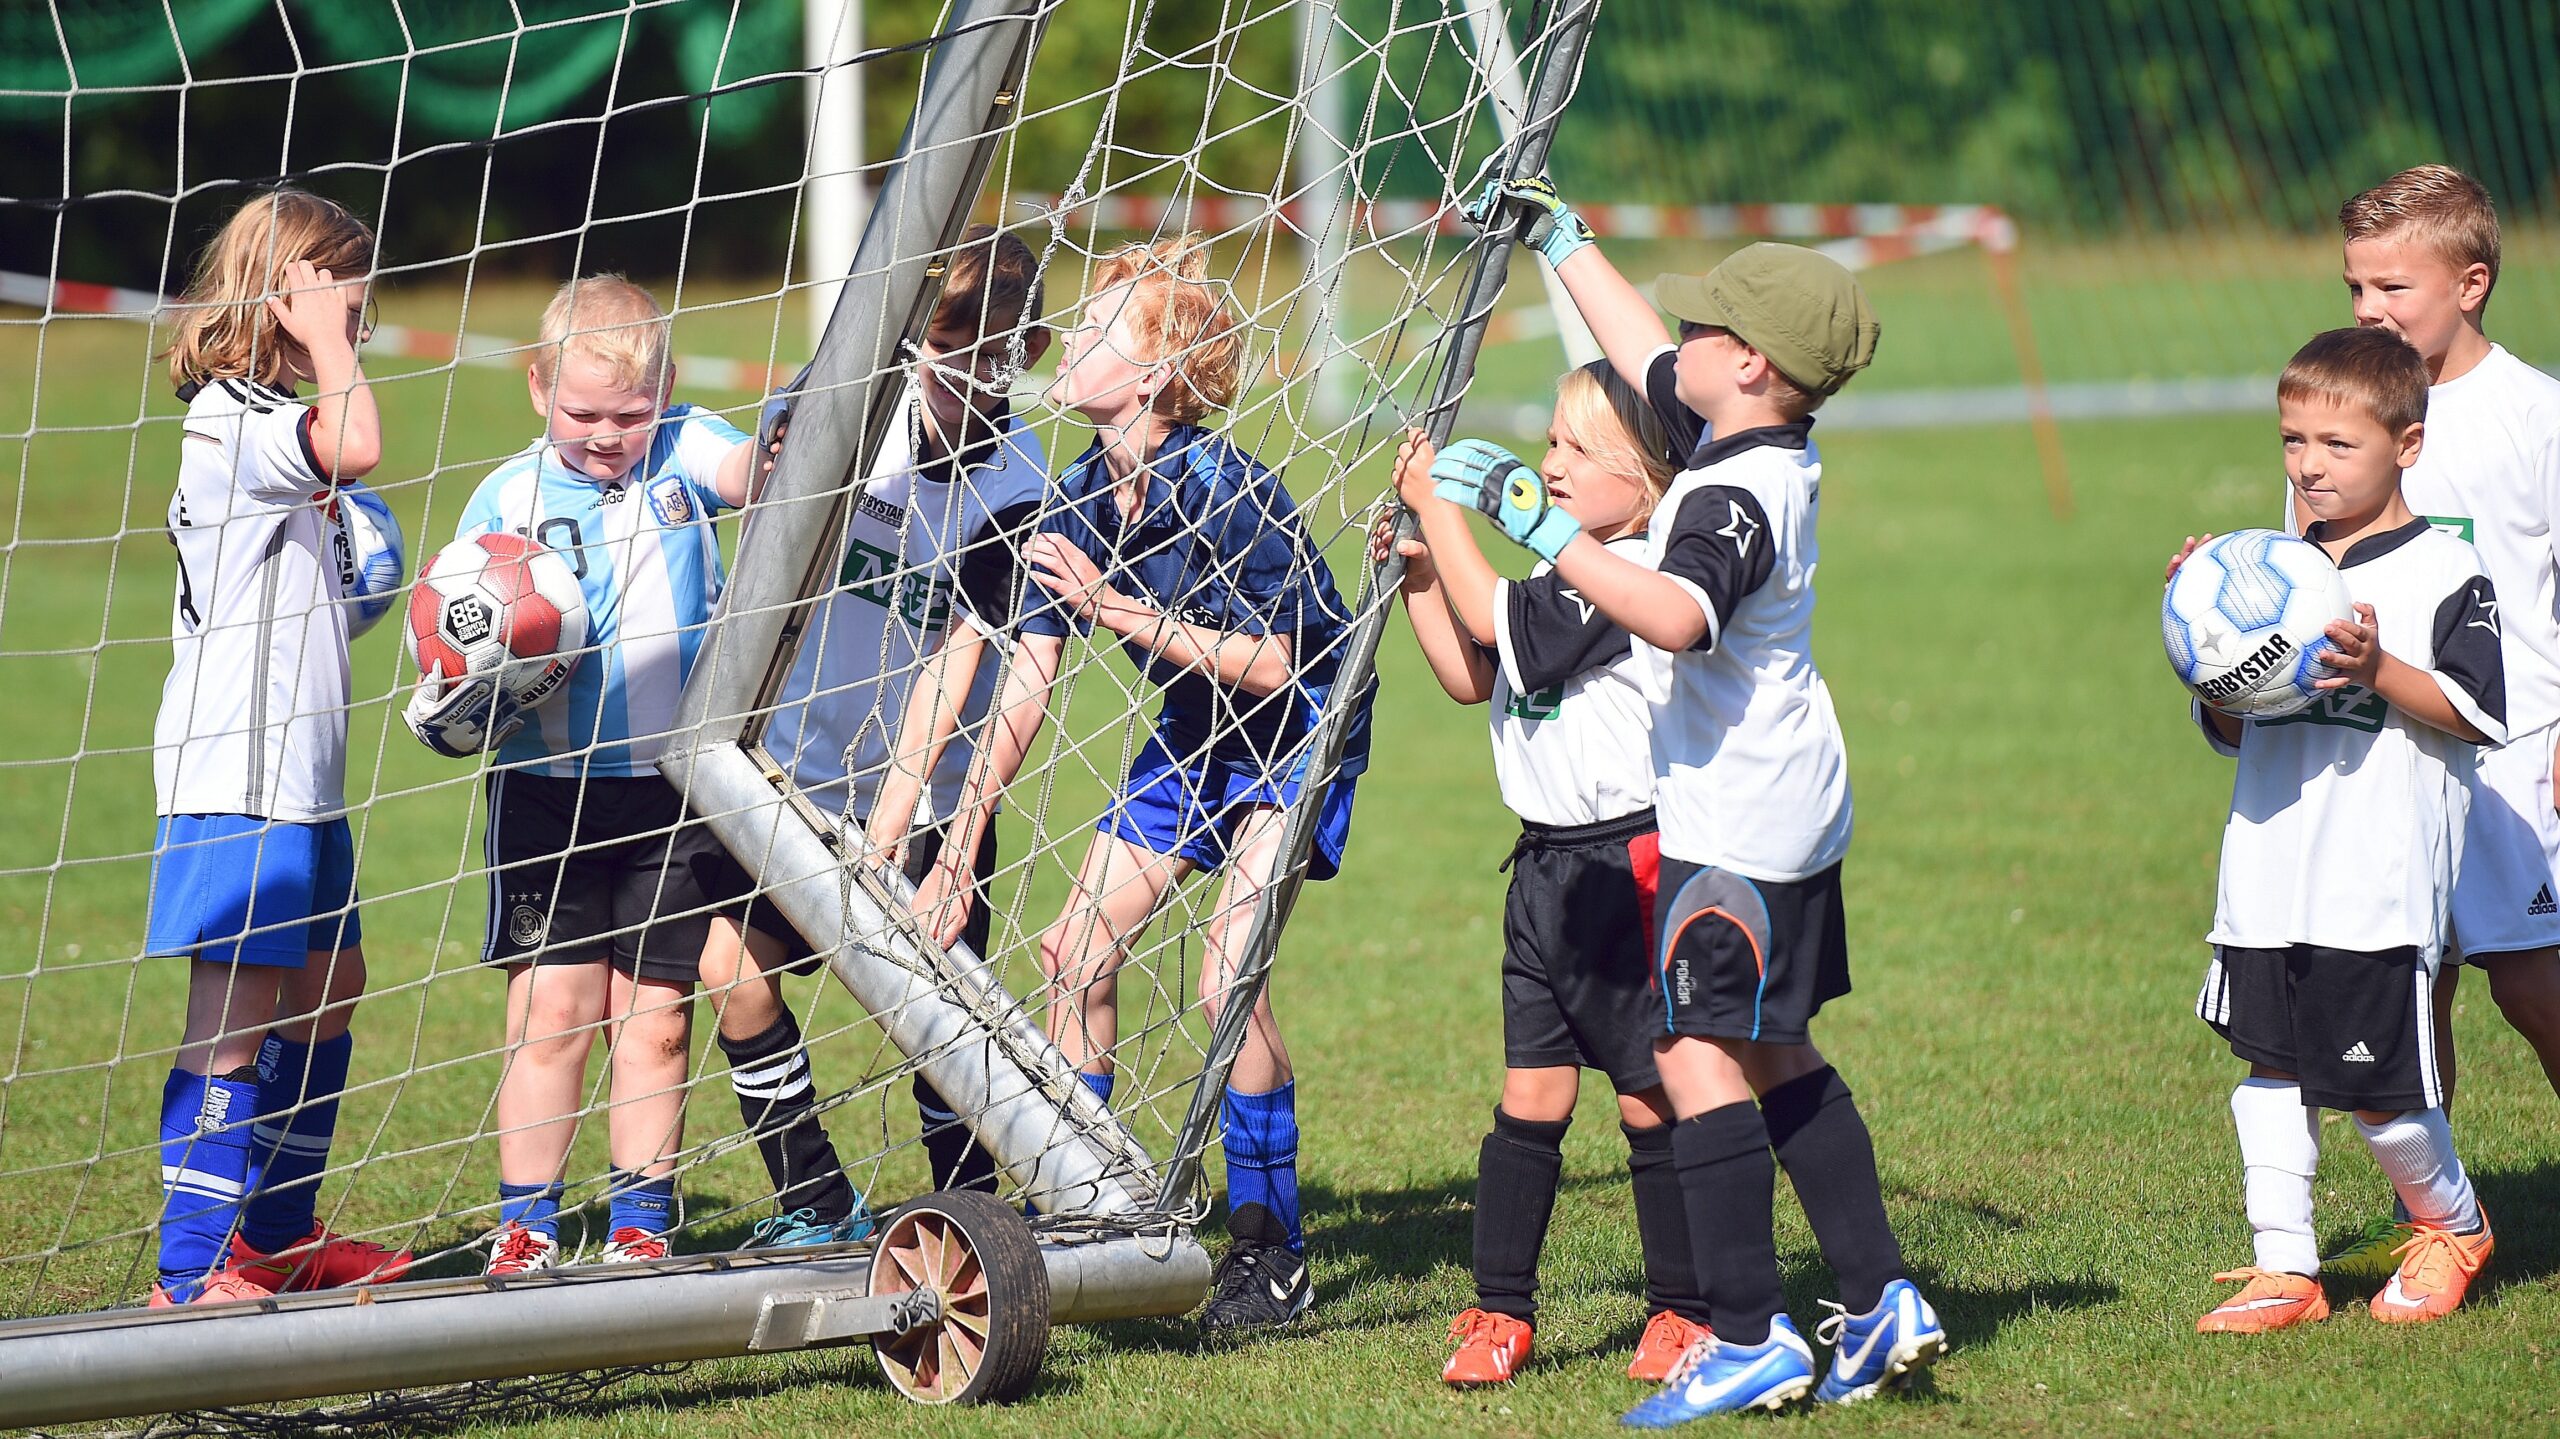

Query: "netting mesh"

xmin=0 ymin=0 xmax=1568 ymax=1369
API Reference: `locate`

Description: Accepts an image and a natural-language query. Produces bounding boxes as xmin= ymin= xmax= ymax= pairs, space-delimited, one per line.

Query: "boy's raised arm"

xmin=1464 ymin=177 xmax=1671 ymax=390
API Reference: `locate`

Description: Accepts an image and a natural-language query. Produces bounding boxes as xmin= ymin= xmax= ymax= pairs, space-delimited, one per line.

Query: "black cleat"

xmin=1199 ymin=1203 xmax=1311 ymax=1336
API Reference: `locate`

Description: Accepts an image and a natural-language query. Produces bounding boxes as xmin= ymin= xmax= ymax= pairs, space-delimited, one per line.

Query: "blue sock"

xmin=498 ymin=1181 xmax=564 ymax=1240
xmin=159 ymin=1067 xmax=261 ymax=1299
xmin=607 ymin=1170 xmax=677 ymax=1235
xmin=1222 ymin=1082 xmax=1303 ymax=1252
xmin=1080 ymin=1070 xmax=1116 ymax=1106
xmin=239 ymin=1032 xmax=350 ymax=1251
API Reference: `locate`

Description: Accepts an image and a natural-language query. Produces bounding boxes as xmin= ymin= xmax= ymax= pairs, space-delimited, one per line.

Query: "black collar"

xmin=1688 ymin=419 xmax=1814 ymax=469
xmin=2306 ymin=515 xmax=2431 ymax=568
xmin=918 ymin=401 xmax=1017 ymax=486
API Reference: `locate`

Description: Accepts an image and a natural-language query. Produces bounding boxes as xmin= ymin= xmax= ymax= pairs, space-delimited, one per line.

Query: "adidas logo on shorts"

xmin=2341 ymin=1041 xmax=2377 ymax=1064
xmin=2530 ymin=884 xmax=2557 ymax=918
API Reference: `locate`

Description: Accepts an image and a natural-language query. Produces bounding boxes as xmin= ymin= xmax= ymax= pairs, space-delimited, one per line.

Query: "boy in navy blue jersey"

xmin=886 ymin=234 xmax=1371 ymax=1334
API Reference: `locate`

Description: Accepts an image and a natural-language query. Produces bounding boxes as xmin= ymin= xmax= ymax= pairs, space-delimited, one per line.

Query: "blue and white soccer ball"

xmin=337 ymin=480 xmax=406 ymax=639
xmin=2162 ymin=528 xmax=2355 ymax=719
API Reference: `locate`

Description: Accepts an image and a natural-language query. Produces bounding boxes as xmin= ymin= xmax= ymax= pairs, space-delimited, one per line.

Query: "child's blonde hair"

xmin=533 ymin=275 xmax=672 ymax=395
xmin=166 ymin=189 xmax=375 ymax=390
xmin=2279 ymin=326 xmax=2430 ymax=436
xmin=2341 ymin=165 xmax=2501 ymax=306
xmin=1556 ymin=361 xmax=1678 ymax=513
xmin=1088 ymin=233 xmax=1243 ymax=424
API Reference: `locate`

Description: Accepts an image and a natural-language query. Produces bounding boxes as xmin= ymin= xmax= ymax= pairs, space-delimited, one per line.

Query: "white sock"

xmin=2231 ymin=1078 xmax=2320 ymax=1275
xmin=2355 ymin=1108 xmax=2480 ymax=1233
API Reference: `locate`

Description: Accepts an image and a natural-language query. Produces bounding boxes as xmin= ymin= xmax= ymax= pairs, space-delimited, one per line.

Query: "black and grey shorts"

xmin=1651 ymin=857 xmax=1850 ymax=1046
xmin=1500 ymin=809 xmax=1664 ymax=1095
xmin=2200 ymin=943 xmax=2439 ymax=1112
xmin=481 ymin=771 xmax=722 ymax=985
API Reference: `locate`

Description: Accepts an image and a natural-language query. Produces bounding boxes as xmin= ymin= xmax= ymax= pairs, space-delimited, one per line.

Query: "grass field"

xmin=3 ymin=253 xmax=2560 ymax=1436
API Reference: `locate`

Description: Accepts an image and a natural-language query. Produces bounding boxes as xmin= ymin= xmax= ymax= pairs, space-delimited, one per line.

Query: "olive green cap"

xmin=1656 ymin=242 xmax=1880 ymax=395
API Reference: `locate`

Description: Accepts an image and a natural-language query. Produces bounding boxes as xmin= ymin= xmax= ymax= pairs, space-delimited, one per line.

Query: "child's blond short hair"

xmin=1556 ymin=361 xmax=1678 ymax=511
xmin=166 ymin=189 xmax=375 ymax=390
xmin=2278 ymin=326 xmax=2430 ymax=436
xmin=1088 ymin=233 xmax=1243 ymax=425
xmin=2341 ymin=165 xmax=2501 ymax=303
xmin=534 ymin=275 xmax=672 ymax=394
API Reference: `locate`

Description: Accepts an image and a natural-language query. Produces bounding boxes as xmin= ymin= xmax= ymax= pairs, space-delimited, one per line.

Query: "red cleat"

xmin=1442 ymin=1307 xmax=1534 ymax=1386
xmin=150 ymin=1271 xmax=277 ymax=1307
xmin=1627 ymin=1309 xmax=1714 ymax=1382
xmin=229 ymin=1223 xmax=413 ymax=1292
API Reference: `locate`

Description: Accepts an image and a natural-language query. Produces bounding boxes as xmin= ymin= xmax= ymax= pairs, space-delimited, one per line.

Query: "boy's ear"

xmin=525 ymin=364 xmax=547 ymax=417
xmin=2397 ymin=419 xmax=2426 ymax=469
xmin=2457 ymin=261 xmax=2492 ymax=316
xmin=1018 ymin=327 xmax=1054 ymax=368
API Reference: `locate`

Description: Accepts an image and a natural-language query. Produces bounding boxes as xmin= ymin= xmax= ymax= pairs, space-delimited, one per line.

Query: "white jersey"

xmin=2396 ymin=344 xmax=2560 ymax=738
xmin=763 ymin=394 xmax=1046 ymax=824
xmin=1485 ymin=536 xmax=1658 ymax=828
xmin=1638 ymin=417 xmax=1850 ymax=881
xmin=457 ymin=403 xmax=744 ymax=778
xmin=2206 ymin=520 xmax=2505 ymax=963
xmin=154 ymin=378 xmax=354 ymax=820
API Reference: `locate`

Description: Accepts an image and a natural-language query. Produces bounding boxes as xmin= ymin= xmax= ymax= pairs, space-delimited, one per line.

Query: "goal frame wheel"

xmin=866 ymin=1190 xmax=1051 ymax=1404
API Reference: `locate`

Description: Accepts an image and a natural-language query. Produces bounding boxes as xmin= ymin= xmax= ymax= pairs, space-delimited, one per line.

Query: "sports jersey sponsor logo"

xmin=444 ymin=595 xmax=494 ymax=647
xmin=2256 ymin=687 xmax=2386 ymax=733
xmin=651 ymin=481 xmax=694 ymax=526
xmin=1503 ymin=683 xmax=1564 ymax=720
xmin=838 ymin=536 xmax=951 ymax=631
xmin=858 ymin=494 xmax=907 ymax=528
xmin=2194 ymin=633 xmax=2297 ymax=702
xmin=2423 ymin=514 xmax=2475 ymax=543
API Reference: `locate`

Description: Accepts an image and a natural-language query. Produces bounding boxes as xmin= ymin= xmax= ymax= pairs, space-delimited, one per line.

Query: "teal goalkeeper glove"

xmin=1431 ymin=439 xmax=1581 ymax=562
xmin=1460 ymin=174 xmax=1595 ymax=268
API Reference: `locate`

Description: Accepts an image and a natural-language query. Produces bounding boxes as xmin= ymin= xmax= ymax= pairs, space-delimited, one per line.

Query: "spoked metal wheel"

xmin=867 ymin=1191 xmax=1051 ymax=1404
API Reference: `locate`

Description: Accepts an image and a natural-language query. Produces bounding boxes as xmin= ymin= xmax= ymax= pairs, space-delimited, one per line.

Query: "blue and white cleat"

xmin=744 ymin=1200 xmax=877 ymax=1250
xmin=1620 ymin=1314 xmax=1816 ymax=1427
xmin=1812 ymin=1278 xmax=1947 ymax=1404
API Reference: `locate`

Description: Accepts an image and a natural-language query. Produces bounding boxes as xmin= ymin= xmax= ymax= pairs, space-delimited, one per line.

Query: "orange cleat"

xmin=1627 ymin=1309 xmax=1714 ymax=1382
xmin=1442 ymin=1307 xmax=1534 ymax=1386
xmin=2370 ymin=1213 xmax=2493 ymax=1324
xmin=229 ymin=1223 xmax=413 ymax=1293
xmin=2197 ymin=1268 xmax=2330 ymax=1334
xmin=149 ymin=1271 xmax=277 ymax=1307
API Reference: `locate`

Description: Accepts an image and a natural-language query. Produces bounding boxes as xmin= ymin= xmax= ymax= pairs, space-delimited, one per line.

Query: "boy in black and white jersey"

xmin=2174 ymin=328 xmax=2502 ymax=1333
xmin=1382 ymin=361 xmax=1710 ymax=1387
xmin=1453 ymin=175 xmax=1941 ymax=1421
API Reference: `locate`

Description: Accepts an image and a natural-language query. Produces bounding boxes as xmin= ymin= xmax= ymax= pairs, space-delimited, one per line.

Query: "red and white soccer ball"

xmin=404 ymin=533 xmax=589 ymax=710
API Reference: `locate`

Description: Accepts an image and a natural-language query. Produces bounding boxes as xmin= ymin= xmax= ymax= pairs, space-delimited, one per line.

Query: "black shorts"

xmin=1501 ymin=809 xmax=1664 ymax=1095
xmin=2199 ymin=944 xmax=2440 ymax=1112
xmin=692 ymin=820 xmax=1000 ymax=975
xmin=481 ymin=771 xmax=722 ymax=984
xmin=1652 ymin=857 xmax=1850 ymax=1046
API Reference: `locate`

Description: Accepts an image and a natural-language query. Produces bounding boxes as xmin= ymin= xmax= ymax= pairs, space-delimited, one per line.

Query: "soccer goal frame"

xmin=0 ymin=0 xmax=1606 ymax=1422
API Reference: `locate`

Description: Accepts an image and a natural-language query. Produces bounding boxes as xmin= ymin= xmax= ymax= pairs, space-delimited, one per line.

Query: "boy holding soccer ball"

xmin=2172 ymin=327 xmax=2502 ymax=1331
xmin=2314 ymin=167 xmax=2560 ymax=1279
xmin=411 ymin=276 xmax=766 ymax=1275
xmin=1459 ymin=175 xmax=1942 ymax=1420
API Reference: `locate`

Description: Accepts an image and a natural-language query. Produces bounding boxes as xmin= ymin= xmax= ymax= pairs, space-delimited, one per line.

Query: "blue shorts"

xmin=1100 ymin=734 xmax=1358 ymax=880
xmin=145 ymin=815 xmax=362 ymax=968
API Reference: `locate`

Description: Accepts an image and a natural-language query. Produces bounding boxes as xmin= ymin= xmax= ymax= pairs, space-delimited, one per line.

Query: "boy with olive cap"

xmin=1438 ymin=179 xmax=1945 ymax=1422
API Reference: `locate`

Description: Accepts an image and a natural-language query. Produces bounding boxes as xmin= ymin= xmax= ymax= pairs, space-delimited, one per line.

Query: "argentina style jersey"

xmin=156 ymin=377 xmax=355 ymax=821
xmin=1639 ymin=374 xmax=1850 ymax=881
xmin=2206 ymin=520 xmax=2503 ymax=964
xmin=763 ymin=391 xmax=1046 ymax=822
xmin=1485 ymin=535 xmax=1658 ymax=827
xmin=456 ymin=403 xmax=745 ymax=777
xmin=1015 ymin=425 xmax=1374 ymax=781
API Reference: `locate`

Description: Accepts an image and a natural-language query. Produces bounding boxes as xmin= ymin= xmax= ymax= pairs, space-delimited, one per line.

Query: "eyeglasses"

xmin=357 ymin=296 xmax=379 ymax=345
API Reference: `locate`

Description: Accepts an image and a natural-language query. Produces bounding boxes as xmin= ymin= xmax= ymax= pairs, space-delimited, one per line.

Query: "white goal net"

xmin=0 ymin=0 xmax=1597 ymax=1413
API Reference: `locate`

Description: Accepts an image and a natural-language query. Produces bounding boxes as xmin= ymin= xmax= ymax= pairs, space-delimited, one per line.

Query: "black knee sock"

xmin=719 ymin=1010 xmax=855 ymax=1223
xmin=1761 ymin=1066 xmax=1904 ymax=1315
xmin=1473 ymin=1108 xmax=1570 ymax=1322
xmin=1673 ymin=1102 xmax=1785 ymax=1347
xmin=914 ymin=1074 xmax=999 ymax=1194
xmin=1625 ymin=1121 xmax=1708 ymax=1324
